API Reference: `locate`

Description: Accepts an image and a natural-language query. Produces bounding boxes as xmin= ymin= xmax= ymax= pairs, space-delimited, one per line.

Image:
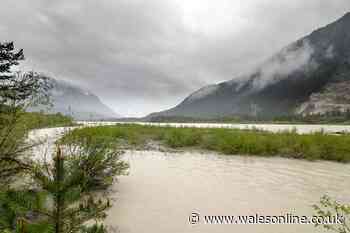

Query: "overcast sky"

xmin=1 ymin=0 xmax=349 ymax=117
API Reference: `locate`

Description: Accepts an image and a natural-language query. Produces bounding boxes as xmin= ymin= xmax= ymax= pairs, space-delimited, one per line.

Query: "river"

xmin=28 ymin=125 xmax=350 ymax=233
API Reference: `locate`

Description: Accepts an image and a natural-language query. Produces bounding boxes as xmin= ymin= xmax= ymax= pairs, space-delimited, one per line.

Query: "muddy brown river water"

xmin=28 ymin=126 xmax=350 ymax=233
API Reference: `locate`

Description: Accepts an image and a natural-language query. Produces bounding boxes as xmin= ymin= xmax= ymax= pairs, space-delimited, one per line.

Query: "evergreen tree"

xmin=63 ymin=136 xmax=129 ymax=191
xmin=0 ymin=144 xmax=125 ymax=233
xmin=0 ymin=41 xmax=128 ymax=232
xmin=0 ymin=42 xmax=50 ymax=185
xmin=0 ymin=42 xmax=49 ymax=106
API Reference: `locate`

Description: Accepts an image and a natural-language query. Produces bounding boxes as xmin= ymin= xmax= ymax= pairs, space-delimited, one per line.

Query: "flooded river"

xmin=106 ymin=151 xmax=350 ymax=233
xmin=29 ymin=126 xmax=350 ymax=233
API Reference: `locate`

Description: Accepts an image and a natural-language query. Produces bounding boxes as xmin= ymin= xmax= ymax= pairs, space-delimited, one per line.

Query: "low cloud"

xmin=0 ymin=0 xmax=349 ymax=116
xmin=252 ymin=40 xmax=317 ymax=89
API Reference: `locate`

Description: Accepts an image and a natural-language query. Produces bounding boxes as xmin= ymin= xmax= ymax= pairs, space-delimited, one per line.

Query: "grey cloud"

xmin=0 ymin=0 xmax=349 ymax=116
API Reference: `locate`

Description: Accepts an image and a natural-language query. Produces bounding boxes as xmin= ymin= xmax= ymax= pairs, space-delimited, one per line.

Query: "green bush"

xmin=20 ymin=111 xmax=74 ymax=129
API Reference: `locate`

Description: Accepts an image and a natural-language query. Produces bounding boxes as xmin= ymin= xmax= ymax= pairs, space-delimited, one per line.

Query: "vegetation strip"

xmin=63 ymin=124 xmax=350 ymax=163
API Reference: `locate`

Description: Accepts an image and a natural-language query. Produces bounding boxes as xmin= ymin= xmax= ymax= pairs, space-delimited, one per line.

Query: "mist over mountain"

xmin=29 ymin=77 xmax=120 ymax=120
xmin=146 ymin=12 xmax=350 ymax=120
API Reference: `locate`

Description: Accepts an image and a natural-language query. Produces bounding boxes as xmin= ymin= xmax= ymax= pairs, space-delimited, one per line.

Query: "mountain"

xmin=147 ymin=12 xmax=350 ymax=120
xmin=30 ymin=77 xmax=120 ymax=120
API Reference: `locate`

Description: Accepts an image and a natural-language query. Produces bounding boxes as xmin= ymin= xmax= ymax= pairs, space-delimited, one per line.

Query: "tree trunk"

xmin=55 ymin=147 xmax=64 ymax=233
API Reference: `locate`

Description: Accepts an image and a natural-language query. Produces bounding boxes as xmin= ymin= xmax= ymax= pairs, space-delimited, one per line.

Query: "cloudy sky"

xmin=1 ymin=0 xmax=349 ymax=117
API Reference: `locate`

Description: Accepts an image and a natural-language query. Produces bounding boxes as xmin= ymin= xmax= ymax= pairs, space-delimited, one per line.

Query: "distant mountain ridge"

xmin=147 ymin=12 xmax=350 ymax=120
xmin=30 ymin=77 xmax=120 ymax=120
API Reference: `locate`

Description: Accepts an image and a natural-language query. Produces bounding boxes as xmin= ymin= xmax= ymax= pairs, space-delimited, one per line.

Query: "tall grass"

xmin=21 ymin=111 xmax=74 ymax=129
xmin=62 ymin=124 xmax=350 ymax=162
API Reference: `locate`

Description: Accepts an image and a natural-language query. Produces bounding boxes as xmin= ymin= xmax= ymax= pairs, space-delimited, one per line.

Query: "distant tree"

xmin=346 ymin=109 xmax=350 ymax=120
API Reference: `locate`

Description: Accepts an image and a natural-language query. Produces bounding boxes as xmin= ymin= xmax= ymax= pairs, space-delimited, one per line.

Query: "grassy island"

xmin=62 ymin=124 xmax=350 ymax=163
